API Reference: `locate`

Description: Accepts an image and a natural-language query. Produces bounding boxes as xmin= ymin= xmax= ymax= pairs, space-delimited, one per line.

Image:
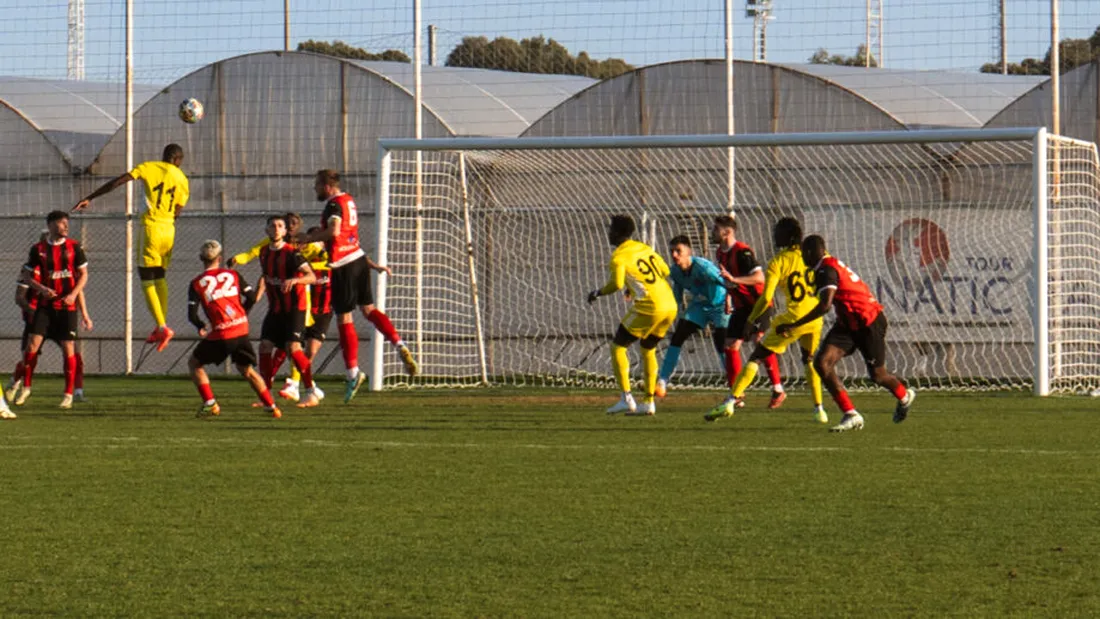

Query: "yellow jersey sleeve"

xmin=231 ymin=238 xmax=271 ymax=266
xmin=748 ymin=255 xmax=784 ymax=323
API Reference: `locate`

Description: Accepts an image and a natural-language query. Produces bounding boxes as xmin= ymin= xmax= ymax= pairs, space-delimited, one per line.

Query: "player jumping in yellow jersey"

xmin=587 ymin=215 xmax=678 ymax=416
xmin=706 ymin=217 xmax=828 ymax=423
xmin=73 ymin=144 xmax=189 ymax=352
xmin=228 ymin=212 xmax=329 ymax=403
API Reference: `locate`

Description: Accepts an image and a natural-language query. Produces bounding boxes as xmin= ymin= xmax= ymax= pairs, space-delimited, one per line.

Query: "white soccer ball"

xmin=179 ymin=98 xmax=205 ymax=124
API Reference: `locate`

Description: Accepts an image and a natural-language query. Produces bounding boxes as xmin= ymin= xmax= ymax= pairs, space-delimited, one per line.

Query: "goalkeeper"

xmin=706 ymin=217 xmax=828 ymax=423
xmin=654 ymin=235 xmax=730 ymax=398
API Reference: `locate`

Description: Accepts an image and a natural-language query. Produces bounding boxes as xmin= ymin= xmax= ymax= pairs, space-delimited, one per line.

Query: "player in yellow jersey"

xmin=228 ymin=212 xmax=329 ymax=403
xmin=587 ymin=215 xmax=678 ymax=416
xmin=73 ymin=144 xmax=189 ymax=352
xmin=706 ymin=217 xmax=828 ymax=423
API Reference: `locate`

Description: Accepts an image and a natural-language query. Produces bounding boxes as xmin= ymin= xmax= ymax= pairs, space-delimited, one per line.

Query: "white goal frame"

xmin=373 ymin=127 xmax=1094 ymax=396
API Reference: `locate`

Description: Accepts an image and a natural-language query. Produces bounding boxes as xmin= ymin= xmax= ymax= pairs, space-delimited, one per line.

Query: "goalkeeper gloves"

xmin=587 ymin=289 xmax=602 ymax=304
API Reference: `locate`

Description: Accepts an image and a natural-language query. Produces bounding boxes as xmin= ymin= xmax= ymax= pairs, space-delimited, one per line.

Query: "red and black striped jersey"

xmin=311 ymin=270 xmax=332 ymax=317
xmin=813 ymin=255 xmax=883 ymax=329
xmin=260 ymin=243 xmax=309 ymax=313
xmin=188 ymin=268 xmax=252 ymax=340
xmin=716 ymin=240 xmax=764 ymax=310
xmin=23 ymin=238 xmax=87 ymax=310
xmin=321 ymin=192 xmax=365 ymax=267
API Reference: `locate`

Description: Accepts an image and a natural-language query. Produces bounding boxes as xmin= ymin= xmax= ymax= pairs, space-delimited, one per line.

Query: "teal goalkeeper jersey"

xmin=669 ymin=256 xmax=727 ymax=310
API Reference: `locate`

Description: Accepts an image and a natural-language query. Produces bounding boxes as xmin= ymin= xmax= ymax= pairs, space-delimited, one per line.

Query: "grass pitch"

xmin=1 ymin=377 xmax=1098 ymax=617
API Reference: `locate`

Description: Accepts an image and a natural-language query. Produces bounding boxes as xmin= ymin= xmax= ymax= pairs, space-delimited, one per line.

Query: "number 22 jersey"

xmin=188 ymin=268 xmax=252 ymax=339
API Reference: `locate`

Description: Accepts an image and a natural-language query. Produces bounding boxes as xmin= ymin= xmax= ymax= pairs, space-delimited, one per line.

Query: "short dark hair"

xmin=773 ymin=217 xmax=803 ymax=248
xmin=608 ymin=214 xmax=636 ymax=244
xmin=713 ymin=215 xmax=737 ymax=232
xmin=801 ymin=234 xmax=827 ymax=256
xmin=316 ymin=169 xmax=340 ymax=187
xmin=284 ymin=211 xmax=302 ymax=228
xmin=46 ymin=210 xmax=68 ymax=224
xmin=163 ymin=143 xmax=184 ymax=162
xmin=668 ymin=235 xmax=691 ymax=248
xmin=266 ymin=214 xmax=287 ymax=226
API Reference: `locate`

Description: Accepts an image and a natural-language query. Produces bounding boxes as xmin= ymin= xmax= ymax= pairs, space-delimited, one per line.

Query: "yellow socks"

xmin=142 ymin=280 xmax=166 ymax=328
xmin=731 ymin=360 xmax=760 ymax=398
xmin=641 ymin=347 xmax=658 ymax=398
xmin=806 ymin=361 xmax=824 ymax=407
xmin=611 ymin=344 xmax=630 ymax=393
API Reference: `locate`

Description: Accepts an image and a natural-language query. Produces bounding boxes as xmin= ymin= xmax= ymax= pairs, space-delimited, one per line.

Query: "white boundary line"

xmin=0 ymin=437 xmax=1093 ymax=457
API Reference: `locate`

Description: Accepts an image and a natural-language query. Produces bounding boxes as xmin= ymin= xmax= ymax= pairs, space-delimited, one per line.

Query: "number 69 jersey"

xmin=188 ymin=268 xmax=252 ymax=340
xmin=748 ymin=245 xmax=822 ymax=327
xmin=603 ymin=239 xmax=677 ymax=315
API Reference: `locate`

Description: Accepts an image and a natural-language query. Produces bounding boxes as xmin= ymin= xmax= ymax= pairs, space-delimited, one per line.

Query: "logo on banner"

xmin=884 ymin=218 xmax=950 ymax=292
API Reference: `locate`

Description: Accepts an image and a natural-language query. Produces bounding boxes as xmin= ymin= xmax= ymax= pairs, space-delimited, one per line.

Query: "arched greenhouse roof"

xmin=0 ymin=76 xmax=161 ymax=174
xmin=983 ymin=59 xmax=1099 ymax=144
xmin=90 ymin=51 xmax=595 ymax=178
xmin=523 ymin=59 xmax=1045 ymax=137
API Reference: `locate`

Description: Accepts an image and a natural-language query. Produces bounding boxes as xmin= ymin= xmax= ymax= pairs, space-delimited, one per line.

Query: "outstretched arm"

xmin=776 ymin=289 xmax=834 ymax=336
xmin=588 ymin=259 xmax=626 ymax=303
xmin=73 ymin=172 xmax=134 ymax=211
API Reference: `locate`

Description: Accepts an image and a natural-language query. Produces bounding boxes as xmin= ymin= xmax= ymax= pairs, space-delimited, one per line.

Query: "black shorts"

xmin=261 ymin=310 xmax=307 ymax=347
xmin=821 ymin=312 xmax=889 ymax=370
xmin=729 ymin=305 xmax=772 ymax=342
xmin=30 ymin=306 xmax=78 ymax=342
xmin=304 ymin=312 xmax=333 ymax=341
xmin=193 ymin=336 xmax=258 ymax=367
xmin=331 ymin=256 xmax=373 ymax=314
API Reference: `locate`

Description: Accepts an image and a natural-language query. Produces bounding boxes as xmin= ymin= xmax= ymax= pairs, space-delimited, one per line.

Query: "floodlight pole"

xmin=1000 ymin=0 xmax=1008 ymax=74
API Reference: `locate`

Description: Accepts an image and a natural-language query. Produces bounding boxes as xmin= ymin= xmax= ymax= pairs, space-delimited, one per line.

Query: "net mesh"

xmin=380 ymin=133 xmax=1100 ymax=394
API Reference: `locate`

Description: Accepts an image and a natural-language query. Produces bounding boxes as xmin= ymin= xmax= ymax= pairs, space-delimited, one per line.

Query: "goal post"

xmin=373 ymin=128 xmax=1100 ymax=396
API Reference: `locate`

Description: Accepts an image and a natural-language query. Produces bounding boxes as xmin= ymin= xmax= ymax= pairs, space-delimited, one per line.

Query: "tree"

xmin=446 ymin=35 xmax=634 ymax=79
xmin=808 ymin=45 xmax=877 ymax=68
xmin=297 ymin=40 xmax=410 ymax=63
xmin=980 ymin=29 xmax=1100 ymax=75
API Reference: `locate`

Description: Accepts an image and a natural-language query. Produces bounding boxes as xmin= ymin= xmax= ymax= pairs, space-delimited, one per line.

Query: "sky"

xmin=0 ymin=1 xmax=1098 ymax=83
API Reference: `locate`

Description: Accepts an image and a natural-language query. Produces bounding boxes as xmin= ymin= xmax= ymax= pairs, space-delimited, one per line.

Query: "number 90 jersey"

xmin=189 ymin=268 xmax=251 ymax=340
xmin=605 ymin=239 xmax=676 ymax=315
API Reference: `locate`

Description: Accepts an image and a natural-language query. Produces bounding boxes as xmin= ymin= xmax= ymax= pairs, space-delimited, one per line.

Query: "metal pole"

xmin=1032 ymin=128 xmax=1050 ymax=396
xmin=413 ymin=0 xmax=424 ymax=372
xmin=284 ymin=0 xmax=290 ymax=51
xmin=725 ymin=0 xmax=735 ymax=216
xmin=1051 ymin=0 xmax=1060 ymax=137
xmin=371 ymin=147 xmax=393 ymax=392
xmin=866 ymin=0 xmax=872 ymax=68
xmin=428 ymin=24 xmax=438 ymax=66
xmin=1000 ymin=0 xmax=1008 ymax=74
xmin=124 ymin=0 xmax=134 ymax=374
xmin=458 ymin=154 xmax=489 ymax=385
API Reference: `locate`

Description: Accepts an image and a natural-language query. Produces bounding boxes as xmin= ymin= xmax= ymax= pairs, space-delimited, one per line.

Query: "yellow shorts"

xmin=621 ymin=306 xmax=677 ymax=340
xmin=760 ymin=312 xmax=823 ymax=355
xmin=140 ymin=222 xmax=175 ymax=269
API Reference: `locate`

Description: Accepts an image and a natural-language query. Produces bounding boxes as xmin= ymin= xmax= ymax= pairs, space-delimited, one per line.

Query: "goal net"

xmin=374 ymin=129 xmax=1100 ymax=395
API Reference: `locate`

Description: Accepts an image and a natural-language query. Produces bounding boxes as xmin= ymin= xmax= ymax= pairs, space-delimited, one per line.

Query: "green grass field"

xmin=2 ymin=377 xmax=1098 ymax=617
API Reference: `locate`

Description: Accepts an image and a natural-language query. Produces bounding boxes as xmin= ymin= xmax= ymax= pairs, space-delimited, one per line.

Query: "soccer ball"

xmin=179 ymin=98 xmax=204 ymax=124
